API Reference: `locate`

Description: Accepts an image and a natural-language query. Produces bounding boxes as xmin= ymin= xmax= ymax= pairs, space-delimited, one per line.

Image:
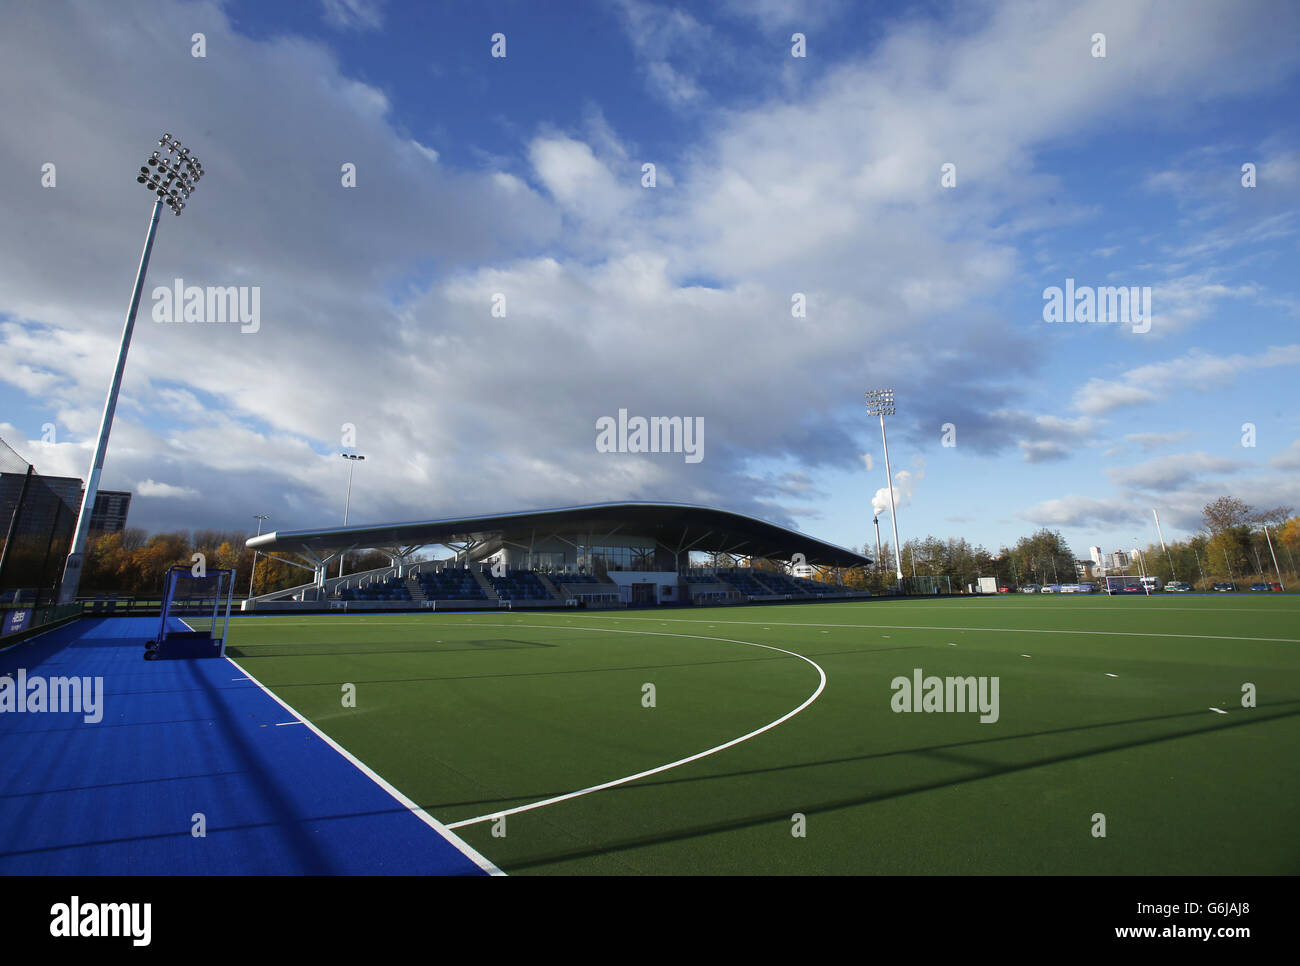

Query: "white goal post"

xmin=1103 ymin=575 xmax=1154 ymax=595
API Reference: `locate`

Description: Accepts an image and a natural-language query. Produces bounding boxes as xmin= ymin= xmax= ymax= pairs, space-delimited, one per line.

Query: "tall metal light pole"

xmin=1263 ymin=523 xmax=1285 ymax=590
xmin=59 ymin=134 xmax=204 ymax=604
xmin=248 ymin=514 xmax=269 ymax=599
xmin=872 ymin=515 xmax=883 ymax=573
xmin=1133 ymin=541 xmax=1150 ymax=594
xmin=339 ymin=453 xmax=365 ymax=577
xmin=1153 ymin=508 xmax=1175 ymax=579
xmin=865 ymin=388 xmax=904 ymax=594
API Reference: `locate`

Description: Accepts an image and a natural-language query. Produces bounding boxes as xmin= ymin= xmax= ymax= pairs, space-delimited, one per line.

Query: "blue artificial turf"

xmin=0 ymin=618 xmax=490 ymax=875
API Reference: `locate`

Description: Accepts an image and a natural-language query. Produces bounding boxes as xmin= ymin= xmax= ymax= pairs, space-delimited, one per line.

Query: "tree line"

xmin=77 ymin=528 xmax=393 ymax=598
xmin=838 ymin=496 xmax=1298 ymax=592
xmin=1128 ymin=497 xmax=1296 ymax=587
xmin=833 ymin=529 xmax=1076 ymax=593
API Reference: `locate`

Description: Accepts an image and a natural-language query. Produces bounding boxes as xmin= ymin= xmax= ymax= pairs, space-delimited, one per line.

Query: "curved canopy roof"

xmin=246 ymin=501 xmax=870 ymax=568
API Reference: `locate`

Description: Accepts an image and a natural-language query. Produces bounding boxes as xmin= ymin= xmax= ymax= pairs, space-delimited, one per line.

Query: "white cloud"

xmin=1271 ymin=440 xmax=1300 ymax=470
xmin=1019 ymin=440 xmax=1071 ymax=463
xmin=1022 ymin=496 xmax=1145 ymax=528
xmin=528 ymin=135 xmax=631 ymax=223
xmin=320 ymin=0 xmax=384 ymax=31
xmin=1106 ymin=451 xmax=1240 ymax=490
xmin=613 ymin=0 xmax=718 ymax=107
xmin=138 ymin=479 xmax=200 ymax=499
xmin=411 ymin=140 xmax=439 ymax=164
xmin=1124 ymin=431 xmax=1193 ymax=452
xmin=1074 ymin=346 xmax=1300 ymax=414
xmin=1074 ymin=381 xmax=1159 ymax=415
xmin=646 ymin=60 xmax=704 ymax=105
xmin=722 ymin=0 xmax=847 ymax=31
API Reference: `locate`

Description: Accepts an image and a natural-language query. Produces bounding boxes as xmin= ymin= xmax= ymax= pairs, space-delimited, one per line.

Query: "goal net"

xmin=1103 ymin=575 xmax=1150 ymax=595
xmin=144 ymin=565 xmax=235 ymax=660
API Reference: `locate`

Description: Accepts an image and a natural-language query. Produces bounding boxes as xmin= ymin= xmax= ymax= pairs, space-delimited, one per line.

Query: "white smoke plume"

xmin=872 ymin=456 xmax=926 ymax=517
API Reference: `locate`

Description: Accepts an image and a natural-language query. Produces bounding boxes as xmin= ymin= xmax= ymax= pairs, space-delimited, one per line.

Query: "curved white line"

xmin=444 ymin=623 xmax=827 ymax=829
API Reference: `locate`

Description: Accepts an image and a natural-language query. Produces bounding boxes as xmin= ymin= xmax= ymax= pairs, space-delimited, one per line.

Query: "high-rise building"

xmin=1089 ymin=546 xmax=1103 ymax=566
xmin=89 ymin=490 xmax=131 ymax=535
xmin=0 ymin=471 xmax=79 ymax=542
xmin=1 ymin=474 xmax=131 ymax=541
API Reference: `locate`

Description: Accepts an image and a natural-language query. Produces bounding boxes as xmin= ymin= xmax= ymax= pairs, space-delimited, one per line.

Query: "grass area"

xmin=218 ymin=595 xmax=1300 ymax=874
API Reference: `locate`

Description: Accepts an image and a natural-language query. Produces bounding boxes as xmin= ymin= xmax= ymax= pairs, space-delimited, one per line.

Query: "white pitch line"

xmin=1209 ymin=707 xmax=1228 ymax=715
xmin=224 ymin=654 xmax=504 ymax=876
xmin=274 ymin=720 xmax=305 ymax=727
xmin=445 ymin=623 xmax=827 ymax=830
xmin=856 ymin=602 xmax=1300 ymax=614
xmin=514 ymin=612 xmax=1300 ymax=644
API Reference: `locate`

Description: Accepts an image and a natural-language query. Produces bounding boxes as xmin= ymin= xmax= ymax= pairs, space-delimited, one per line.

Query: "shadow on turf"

xmin=0 ymin=804 xmax=433 ymax=863
xmin=445 ymin=699 xmax=1300 ymax=872
xmin=186 ymin=657 xmax=341 ymax=873
xmin=0 ymin=769 xmax=251 ymax=801
xmin=0 ymin=667 xmax=340 ymax=871
xmin=434 ymin=697 xmax=1300 ymax=810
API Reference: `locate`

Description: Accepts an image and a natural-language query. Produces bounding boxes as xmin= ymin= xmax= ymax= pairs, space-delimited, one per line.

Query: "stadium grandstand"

xmin=244 ymin=501 xmax=871 ymax=611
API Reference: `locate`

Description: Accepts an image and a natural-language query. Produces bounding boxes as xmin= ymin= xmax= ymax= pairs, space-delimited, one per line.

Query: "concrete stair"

xmin=470 ymin=567 xmax=500 ymax=600
xmin=535 ymin=572 xmax=564 ymax=600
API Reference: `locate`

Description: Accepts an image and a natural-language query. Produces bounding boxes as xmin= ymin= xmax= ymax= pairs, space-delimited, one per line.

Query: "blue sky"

xmin=1 ymin=0 xmax=1297 ymax=562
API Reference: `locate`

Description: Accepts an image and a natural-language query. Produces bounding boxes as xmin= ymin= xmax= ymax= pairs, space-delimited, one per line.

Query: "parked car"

xmin=1249 ymin=582 xmax=1270 ymax=592
xmin=1212 ymin=582 xmax=1235 ymax=592
xmin=1163 ymin=581 xmax=1192 ymax=592
xmin=1019 ymin=584 xmax=1041 ymax=594
xmin=1269 ymin=582 xmax=1284 ymax=592
xmin=997 ymin=585 xmax=1014 ymax=593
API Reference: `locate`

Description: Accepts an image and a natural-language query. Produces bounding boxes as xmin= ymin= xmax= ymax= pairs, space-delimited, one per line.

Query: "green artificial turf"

xmin=220 ymin=595 xmax=1300 ymax=874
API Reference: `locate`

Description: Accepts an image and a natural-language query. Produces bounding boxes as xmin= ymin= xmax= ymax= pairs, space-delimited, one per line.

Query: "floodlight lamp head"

xmin=140 ymin=135 xmax=203 ymax=213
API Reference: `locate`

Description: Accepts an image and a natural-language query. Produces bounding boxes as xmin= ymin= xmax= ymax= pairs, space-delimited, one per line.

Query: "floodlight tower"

xmin=339 ymin=453 xmax=365 ymax=577
xmin=1152 ymin=508 xmax=1176 ymax=579
xmin=865 ymin=388 xmax=904 ymax=594
xmin=1263 ymin=523 xmax=1286 ymax=590
xmin=1133 ymin=541 xmax=1150 ymax=595
xmin=248 ymin=515 xmax=270 ymax=599
xmin=58 ymin=135 xmax=204 ymax=604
